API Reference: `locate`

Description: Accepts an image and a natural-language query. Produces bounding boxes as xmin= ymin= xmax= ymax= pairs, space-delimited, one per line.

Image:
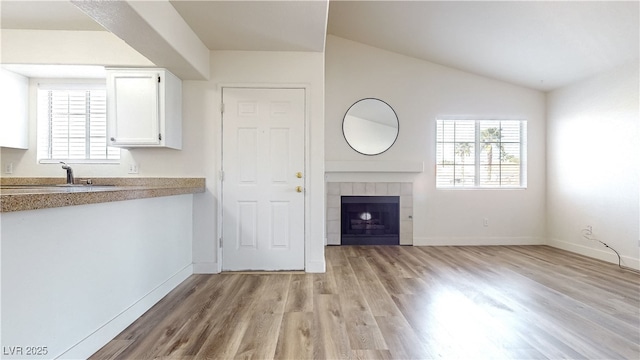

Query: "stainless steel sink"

xmin=55 ymin=184 xmax=115 ymax=187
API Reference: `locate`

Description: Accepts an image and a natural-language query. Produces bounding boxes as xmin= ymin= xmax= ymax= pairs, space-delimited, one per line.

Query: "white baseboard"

xmin=56 ymin=264 xmax=193 ymax=360
xmin=306 ymin=260 xmax=326 ymax=273
xmin=193 ymin=261 xmax=219 ymax=274
xmin=413 ymin=236 xmax=545 ymax=246
xmin=547 ymin=238 xmax=640 ymax=270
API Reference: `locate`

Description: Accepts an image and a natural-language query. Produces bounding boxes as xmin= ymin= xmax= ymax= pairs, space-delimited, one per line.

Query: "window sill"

xmin=436 ymin=186 xmax=527 ymax=190
xmin=39 ymin=159 xmax=120 ymax=165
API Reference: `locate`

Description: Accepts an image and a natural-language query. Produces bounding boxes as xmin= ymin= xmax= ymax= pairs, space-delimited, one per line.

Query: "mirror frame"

xmin=342 ymin=98 xmax=399 ymax=156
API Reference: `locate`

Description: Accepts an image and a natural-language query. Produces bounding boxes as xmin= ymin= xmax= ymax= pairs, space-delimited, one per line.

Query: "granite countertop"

xmin=1 ymin=177 xmax=206 ymax=213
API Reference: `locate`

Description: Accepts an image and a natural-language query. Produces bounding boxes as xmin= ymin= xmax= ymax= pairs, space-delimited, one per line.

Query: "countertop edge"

xmin=1 ymin=178 xmax=206 ymax=213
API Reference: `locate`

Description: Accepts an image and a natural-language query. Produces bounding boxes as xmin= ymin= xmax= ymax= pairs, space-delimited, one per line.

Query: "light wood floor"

xmin=91 ymin=246 xmax=640 ymax=359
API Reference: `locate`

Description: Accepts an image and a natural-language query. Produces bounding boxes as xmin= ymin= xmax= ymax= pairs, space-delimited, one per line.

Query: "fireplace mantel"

xmin=325 ymin=161 xmax=424 ymax=173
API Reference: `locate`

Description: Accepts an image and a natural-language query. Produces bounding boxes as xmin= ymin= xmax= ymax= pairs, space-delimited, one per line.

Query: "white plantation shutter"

xmin=436 ymin=120 xmax=476 ymax=187
xmin=436 ymin=119 xmax=526 ymax=188
xmin=37 ymin=85 xmax=119 ymax=161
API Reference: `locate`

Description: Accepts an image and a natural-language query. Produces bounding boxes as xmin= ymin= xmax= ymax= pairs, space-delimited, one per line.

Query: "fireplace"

xmin=341 ymin=196 xmax=400 ymax=245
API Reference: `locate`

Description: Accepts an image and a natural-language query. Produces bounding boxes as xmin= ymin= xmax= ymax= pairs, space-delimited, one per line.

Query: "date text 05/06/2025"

xmin=2 ymin=346 xmax=49 ymax=357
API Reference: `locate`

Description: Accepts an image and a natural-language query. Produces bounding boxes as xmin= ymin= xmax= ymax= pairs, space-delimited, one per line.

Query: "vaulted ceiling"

xmin=327 ymin=1 xmax=639 ymax=91
xmin=1 ymin=0 xmax=638 ymax=91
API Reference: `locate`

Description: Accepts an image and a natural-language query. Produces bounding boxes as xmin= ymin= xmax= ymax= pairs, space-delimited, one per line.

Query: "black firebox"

xmin=341 ymin=196 xmax=400 ymax=245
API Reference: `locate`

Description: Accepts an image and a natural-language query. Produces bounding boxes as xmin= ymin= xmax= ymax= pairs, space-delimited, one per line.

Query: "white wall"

xmin=325 ymin=35 xmax=547 ymax=245
xmin=0 ymin=29 xmax=153 ymax=67
xmin=1 ymin=195 xmax=194 ymax=359
xmin=547 ymin=61 xmax=640 ymax=269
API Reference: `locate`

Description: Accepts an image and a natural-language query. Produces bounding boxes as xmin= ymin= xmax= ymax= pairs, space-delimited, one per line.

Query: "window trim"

xmin=436 ymin=118 xmax=527 ymax=189
xmin=36 ymin=81 xmax=120 ymax=164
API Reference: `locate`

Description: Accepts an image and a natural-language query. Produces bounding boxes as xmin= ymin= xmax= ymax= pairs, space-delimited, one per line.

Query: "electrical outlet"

xmin=483 ymin=218 xmax=489 ymax=227
xmin=4 ymin=162 xmax=14 ymax=174
xmin=128 ymin=162 xmax=139 ymax=174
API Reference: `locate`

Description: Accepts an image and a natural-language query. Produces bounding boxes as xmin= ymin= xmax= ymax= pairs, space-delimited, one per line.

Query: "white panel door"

xmin=222 ymin=88 xmax=305 ymax=271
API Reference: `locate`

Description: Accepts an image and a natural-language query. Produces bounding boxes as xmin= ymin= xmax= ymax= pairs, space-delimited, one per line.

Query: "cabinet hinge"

xmin=158 ymin=133 xmax=162 ymax=141
xmin=158 ymin=76 xmax=161 ymax=83
xmin=219 ymin=238 xmax=223 ymax=248
xmin=221 ymin=103 xmax=225 ymax=114
xmin=219 ymin=170 xmax=225 ymax=181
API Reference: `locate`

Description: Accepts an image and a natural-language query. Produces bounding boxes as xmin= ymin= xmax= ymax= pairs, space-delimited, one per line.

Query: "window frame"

xmin=436 ymin=119 xmax=527 ymax=189
xmin=36 ymin=82 xmax=120 ymax=164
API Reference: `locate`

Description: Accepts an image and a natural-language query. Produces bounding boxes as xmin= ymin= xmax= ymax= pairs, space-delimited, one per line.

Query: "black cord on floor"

xmin=582 ymin=229 xmax=640 ymax=274
xmin=599 ymin=241 xmax=640 ymax=274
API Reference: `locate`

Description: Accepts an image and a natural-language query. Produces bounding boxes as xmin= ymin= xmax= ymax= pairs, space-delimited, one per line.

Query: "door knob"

xmin=296 ymin=186 xmax=303 ymax=193
xmin=296 ymin=172 xmax=303 ymax=179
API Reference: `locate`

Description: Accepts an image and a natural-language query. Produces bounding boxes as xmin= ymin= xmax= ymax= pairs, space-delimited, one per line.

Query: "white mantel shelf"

xmin=325 ymin=161 xmax=424 ymax=173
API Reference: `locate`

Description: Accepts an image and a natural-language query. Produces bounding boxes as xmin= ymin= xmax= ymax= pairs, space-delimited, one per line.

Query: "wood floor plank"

xmin=273 ymin=312 xmax=314 ymax=359
xmin=158 ymin=275 xmax=253 ymax=358
xmin=312 ymin=272 xmax=338 ymax=295
xmin=284 ymin=273 xmax=313 ymax=313
xmin=372 ymin=246 xmax=422 ymax=279
xmin=348 ymin=256 xmax=402 ymax=317
xmin=88 ymin=340 xmax=133 ymax=360
xmin=325 ymin=245 xmax=351 ymax=268
xmin=351 ymin=349 xmax=394 ymax=359
xmin=374 ymin=315 xmax=435 ymax=359
xmin=193 ymin=275 xmax=277 ymax=359
xmin=233 ymin=275 xmax=291 ymax=359
xmin=332 ymin=264 xmax=388 ymax=350
xmin=91 ymin=246 xmax=640 ymax=360
xmin=364 ymin=248 xmax=421 ymax=295
xmin=312 ymin=294 xmax=352 ymax=360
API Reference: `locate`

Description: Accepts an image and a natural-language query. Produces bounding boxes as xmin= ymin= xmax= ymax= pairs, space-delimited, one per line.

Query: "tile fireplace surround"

xmin=326 ymin=182 xmax=414 ymax=245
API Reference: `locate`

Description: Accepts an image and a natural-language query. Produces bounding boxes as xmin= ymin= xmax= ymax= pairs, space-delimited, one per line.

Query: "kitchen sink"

xmin=55 ymin=184 xmax=115 ymax=187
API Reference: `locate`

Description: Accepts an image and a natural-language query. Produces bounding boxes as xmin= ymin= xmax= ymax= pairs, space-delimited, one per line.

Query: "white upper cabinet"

xmin=106 ymin=68 xmax=182 ymax=149
xmin=0 ymin=68 xmax=29 ymax=149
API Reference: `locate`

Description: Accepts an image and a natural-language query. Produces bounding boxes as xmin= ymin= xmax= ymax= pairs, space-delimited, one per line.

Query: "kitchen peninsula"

xmin=1 ymin=177 xmax=205 ymax=359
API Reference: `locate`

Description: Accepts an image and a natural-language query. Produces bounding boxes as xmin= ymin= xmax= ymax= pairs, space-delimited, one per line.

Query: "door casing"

xmin=216 ymin=85 xmax=311 ymax=272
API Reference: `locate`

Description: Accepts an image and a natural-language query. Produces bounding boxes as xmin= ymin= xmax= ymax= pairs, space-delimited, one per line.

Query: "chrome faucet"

xmin=60 ymin=162 xmax=75 ymax=185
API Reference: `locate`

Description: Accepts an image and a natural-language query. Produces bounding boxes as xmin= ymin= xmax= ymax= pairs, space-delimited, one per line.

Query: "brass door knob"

xmin=296 ymin=186 xmax=303 ymax=193
xmin=296 ymin=172 xmax=303 ymax=178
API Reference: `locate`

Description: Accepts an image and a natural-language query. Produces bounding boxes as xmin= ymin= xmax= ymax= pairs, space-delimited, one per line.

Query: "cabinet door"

xmin=0 ymin=69 xmax=29 ymax=149
xmin=108 ymin=72 xmax=160 ymax=146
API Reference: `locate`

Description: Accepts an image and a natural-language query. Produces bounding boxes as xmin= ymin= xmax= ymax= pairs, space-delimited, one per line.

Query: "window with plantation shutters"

xmin=436 ymin=119 xmax=526 ymax=188
xmin=37 ymin=84 xmax=119 ymax=162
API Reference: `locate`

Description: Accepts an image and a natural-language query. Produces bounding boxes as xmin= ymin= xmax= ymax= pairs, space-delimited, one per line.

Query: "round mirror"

xmin=342 ymin=98 xmax=399 ymax=155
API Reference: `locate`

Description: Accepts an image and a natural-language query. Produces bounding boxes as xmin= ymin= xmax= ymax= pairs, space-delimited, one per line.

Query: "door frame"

xmin=216 ymin=84 xmax=311 ymax=272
